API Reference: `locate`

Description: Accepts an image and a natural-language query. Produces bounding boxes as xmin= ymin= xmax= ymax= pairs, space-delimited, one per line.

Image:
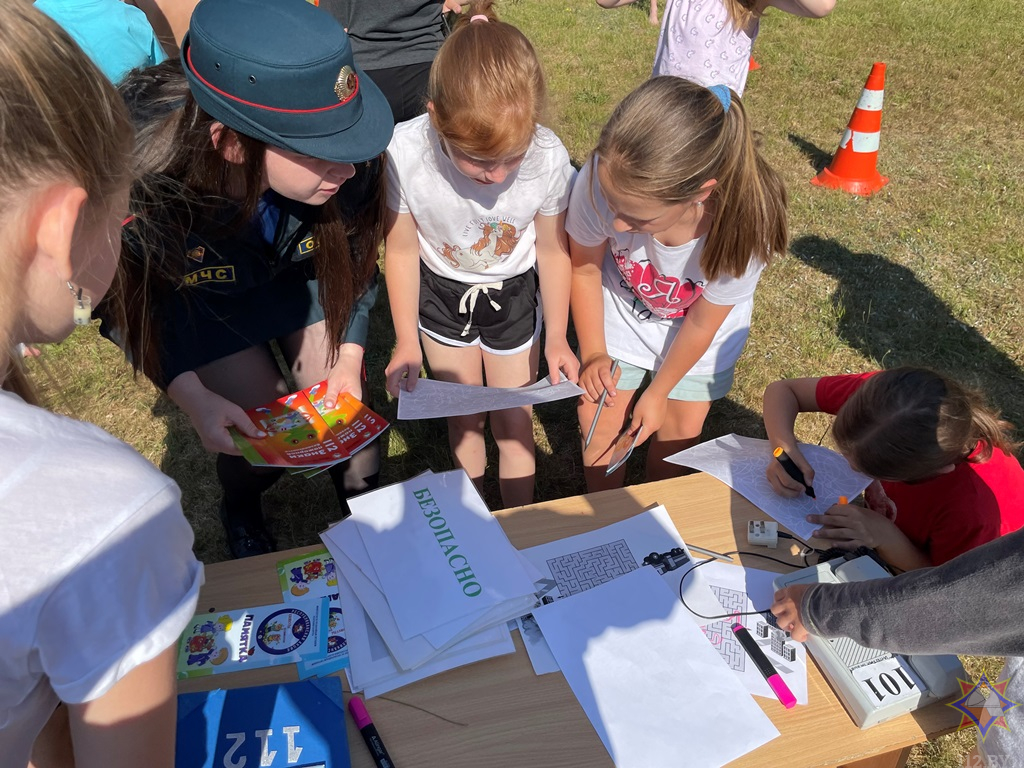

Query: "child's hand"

xmin=771 ymin=584 xmax=811 ymax=642
xmin=168 ymin=371 xmax=266 ymax=454
xmin=628 ymin=388 xmax=667 ymax=446
xmin=766 ymin=444 xmax=816 ymax=498
xmin=807 ymin=502 xmax=896 ymax=551
xmin=579 ymin=354 xmax=620 ymax=405
xmin=385 ymin=341 xmax=423 ymax=398
xmin=544 ymin=338 xmax=580 ymax=385
xmin=324 ymin=343 xmax=364 ymax=408
xmin=864 ymin=479 xmax=898 ymax=521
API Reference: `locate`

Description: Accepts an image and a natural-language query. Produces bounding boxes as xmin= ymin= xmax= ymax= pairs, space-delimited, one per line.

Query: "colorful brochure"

xmin=230 ymin=381 xmax=388 ymax=473
xmin=176 ymin=598 xmax=328 ymax=679
xmin=277 ymin=549 xmax=350 ymax=678
xmin=176 ymin=678 xmax=350 ymax=768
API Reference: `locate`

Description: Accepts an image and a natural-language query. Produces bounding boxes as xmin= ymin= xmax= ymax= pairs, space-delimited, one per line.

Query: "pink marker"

xmin=731 ymin=622 xmax=797 ymax=709
xmin=348 ymin=695 xmax=396 ymax=768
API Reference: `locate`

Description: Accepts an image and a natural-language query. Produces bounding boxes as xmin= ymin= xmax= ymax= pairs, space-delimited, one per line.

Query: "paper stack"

xmin=321 ymin=470 xmax=539 ymax=697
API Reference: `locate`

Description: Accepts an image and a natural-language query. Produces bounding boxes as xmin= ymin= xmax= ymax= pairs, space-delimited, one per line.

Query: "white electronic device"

xmin=774 ymin=556 xmax=964 ymax=729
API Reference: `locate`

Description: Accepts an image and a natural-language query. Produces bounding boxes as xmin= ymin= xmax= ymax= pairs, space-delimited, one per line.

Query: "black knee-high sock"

xmin=327 ymin=439 xmax=381 ymax=517
xmin=217 ymin=453 xmax=284 ymax=526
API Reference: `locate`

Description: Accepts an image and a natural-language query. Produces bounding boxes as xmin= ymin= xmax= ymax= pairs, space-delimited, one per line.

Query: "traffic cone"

xmin=812 ymin=62 xmax=888 ymax=196
xmin=748 ymin=56 xmax=760 ymax=72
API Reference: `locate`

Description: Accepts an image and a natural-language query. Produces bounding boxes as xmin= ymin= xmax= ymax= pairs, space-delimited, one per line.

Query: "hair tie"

xmin=470 ymin=14 xmax=489 ymax=22
xmin=707 ymin=84 xmax=731 ymax=113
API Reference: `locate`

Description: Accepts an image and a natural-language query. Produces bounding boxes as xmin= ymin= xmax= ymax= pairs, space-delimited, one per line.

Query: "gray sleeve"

xmin=802 ymin=528 xmax=1024 ymax=657
xmin=342 ymin=268 xmax=379 ymax=347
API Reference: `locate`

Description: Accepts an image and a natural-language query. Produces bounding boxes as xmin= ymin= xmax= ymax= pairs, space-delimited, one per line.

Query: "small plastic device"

xmin=747 ymin=520 xmax=778 ymax=548
xmin=774 ymin=556 xmax=964 ymax=729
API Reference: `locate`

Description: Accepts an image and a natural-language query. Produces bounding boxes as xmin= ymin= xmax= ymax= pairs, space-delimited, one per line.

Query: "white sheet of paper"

xmin=397 ymin=375 xmax=584 ymax=420
xmin=533 ymin=567 xmax=778 ymax=768
xmin=339 ymin=569 xmax=514 ymax=698
xmin=515 ymin=505 xmax=726 ymax=674
xmin=348 ymin=470 xmax=537 ymax=640
xmin=665 ymin=434 xmax=871 ymax=540
xmin=696 ymin=562 xmax=809 ymax=705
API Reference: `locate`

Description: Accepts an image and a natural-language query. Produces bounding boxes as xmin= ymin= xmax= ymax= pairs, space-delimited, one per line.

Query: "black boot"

xmin=327 ymin=439 xmax=381 ymax=518
xmin=217 ymin=453 xmax=282 ymax=558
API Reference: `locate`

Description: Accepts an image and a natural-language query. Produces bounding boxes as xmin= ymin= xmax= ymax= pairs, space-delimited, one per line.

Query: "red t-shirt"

xmin=815 ymin=372 xmax=1024 ymax=565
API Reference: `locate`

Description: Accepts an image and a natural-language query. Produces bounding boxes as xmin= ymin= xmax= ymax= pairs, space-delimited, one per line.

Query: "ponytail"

xmin=702 ymin=93 xmax=788 ymax=279
xmin=595 ymin=77 xmax=786 ymax=281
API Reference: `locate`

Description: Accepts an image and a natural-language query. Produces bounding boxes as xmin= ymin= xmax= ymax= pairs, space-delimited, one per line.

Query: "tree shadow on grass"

xmin=790 ymin=235 xmax=1024 ymax=445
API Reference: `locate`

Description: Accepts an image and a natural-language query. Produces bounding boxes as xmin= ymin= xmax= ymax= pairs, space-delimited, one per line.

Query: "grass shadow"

xmin=790 ymin=235 xmax=1024 ymax=445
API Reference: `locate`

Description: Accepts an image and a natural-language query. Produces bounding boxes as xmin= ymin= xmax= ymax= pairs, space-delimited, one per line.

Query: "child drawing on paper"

xmin=384 ymin=0 xmax=579 ymax=507
xmin=763 ymin=368 xmax=1024 ymax=569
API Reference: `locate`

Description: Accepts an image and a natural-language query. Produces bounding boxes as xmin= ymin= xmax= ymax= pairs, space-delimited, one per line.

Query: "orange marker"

xmin=838 ymin=496 xmax=848 ymax=505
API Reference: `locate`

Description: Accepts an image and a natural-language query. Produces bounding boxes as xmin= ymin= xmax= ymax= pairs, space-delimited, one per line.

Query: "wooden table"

xmin=179 ymin=474 xmax=963 ymax=768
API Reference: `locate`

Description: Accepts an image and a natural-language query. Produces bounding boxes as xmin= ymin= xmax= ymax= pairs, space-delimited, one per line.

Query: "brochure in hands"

xmin=229 ymin=381 xmax=388 ymax=475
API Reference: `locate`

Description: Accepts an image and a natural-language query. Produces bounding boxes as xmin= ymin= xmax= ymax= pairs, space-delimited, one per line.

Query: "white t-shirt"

xmin=0 ymin=391 xmax=203 ymax=764
xmin=565 ymin=158 xmax=765 ymax=375
xmin=386 ymin=114 xmax=575 ymax=284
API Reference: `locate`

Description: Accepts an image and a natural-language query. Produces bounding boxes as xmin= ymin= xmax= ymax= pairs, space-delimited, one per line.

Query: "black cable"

xmin=676 ymin=550 xmax=805 ymax=621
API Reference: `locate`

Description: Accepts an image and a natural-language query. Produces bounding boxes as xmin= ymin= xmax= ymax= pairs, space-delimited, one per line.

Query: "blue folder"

xmin=176 ymin=678 xmax=350 ymax=767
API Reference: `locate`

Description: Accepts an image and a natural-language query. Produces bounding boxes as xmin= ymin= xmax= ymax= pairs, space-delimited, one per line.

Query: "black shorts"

xmin=418 ymin=267 xmax=540 ymax=355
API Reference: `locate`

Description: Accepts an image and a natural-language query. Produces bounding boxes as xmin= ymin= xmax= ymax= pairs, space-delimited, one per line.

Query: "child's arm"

xmin=166 ymin=371 xmax=266 ymax=454
xmin=569 ymin=236 xmax=620 ymax=405
xmin=535 ymin=212 xmax=579 ymax=384
xmin=763 ymin=377 xmax=821 ymax=496
xmin=761 ymin=0 xmax=836 ymax=18
xmin=627 ymin=295 xmax=733 ymax=443
xmin=68 ymin=644 xmax=178 ymax=768
xmin=383 ymin=209 xmax=424 ymax=397
xmin=808 ymin=502 xmax=933 ymax=571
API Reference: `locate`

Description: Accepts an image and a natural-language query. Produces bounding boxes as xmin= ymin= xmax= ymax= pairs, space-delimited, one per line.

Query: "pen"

xmin=348 ymin=695 xmax=396 ymax=768
xmin=731 ymin=622 xmax=797 ymax=709
xmin=584 ymin=359 xmax=619 ymax=450
xmin=773 ymin=447 xmax=815 ymax=499
xmin=687 ymin=544 xmax=734 ymax=563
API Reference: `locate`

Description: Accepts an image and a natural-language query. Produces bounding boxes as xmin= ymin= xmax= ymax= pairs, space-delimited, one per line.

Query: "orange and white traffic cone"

xmin=812 ymin=62 xmax=888 ymax=196
xmin=748 ymin=56 xmax=760 ymax=72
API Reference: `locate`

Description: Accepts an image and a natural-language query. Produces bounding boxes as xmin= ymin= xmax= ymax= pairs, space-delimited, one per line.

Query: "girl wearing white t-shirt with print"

xmin=384 ymin=1 xmax=578 ymax=507
xmin=568 ymin=77 xmax=788 ymax=491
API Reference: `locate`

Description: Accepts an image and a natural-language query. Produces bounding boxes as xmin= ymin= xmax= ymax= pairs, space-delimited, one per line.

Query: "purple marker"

xmin=348 ymin=695 xmax=396 ymax=768
xmin=731 ymin=622 xmax=797 ymax=709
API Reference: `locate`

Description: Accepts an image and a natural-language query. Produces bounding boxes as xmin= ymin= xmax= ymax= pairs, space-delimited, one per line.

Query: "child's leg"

xmin=578 ymin=386 xmax=642 ymax=493
xmin=420 ymin=332 xmax=487 ymax=492
xmin=280 ymin=321 xmax=380 ymax=515
xmin=481 ymin=342 xmax=540 ymax=508
xmin=194 ymin=344 xmax=290 ymax=557
xmin=645 ymin=399 xmax=712 ymax=481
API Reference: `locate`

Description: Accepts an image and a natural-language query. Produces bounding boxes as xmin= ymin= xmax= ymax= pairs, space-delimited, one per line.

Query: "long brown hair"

xmin=428 ymin=0 xmax=545 ymax=159
xmin=1 ymin=1 xmax=132 ymax=399
xmin=103 ymin=61 xmax=387 ymax=383
xmin=594 ymin=76 xmax=787 ymax=280
xmin=833 ymin=368 xmax=1021 ymax=482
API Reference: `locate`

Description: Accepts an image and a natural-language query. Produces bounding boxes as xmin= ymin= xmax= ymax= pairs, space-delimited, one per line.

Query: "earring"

xmin=67 ymin=281 xmax=92 ymax=326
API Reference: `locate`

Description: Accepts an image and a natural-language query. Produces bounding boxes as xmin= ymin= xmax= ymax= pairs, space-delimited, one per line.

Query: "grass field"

xmin=26 ymin=0 xmax=1023 ymax=763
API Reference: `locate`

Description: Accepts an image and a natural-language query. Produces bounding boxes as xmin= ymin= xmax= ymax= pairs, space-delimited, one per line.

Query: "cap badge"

xmin=334 ymin=65 xmax=358 ymax=103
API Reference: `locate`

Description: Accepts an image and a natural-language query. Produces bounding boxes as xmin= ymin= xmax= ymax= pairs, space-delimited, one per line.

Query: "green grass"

xmin=24 ymin=1 xmax=1024 ymax=762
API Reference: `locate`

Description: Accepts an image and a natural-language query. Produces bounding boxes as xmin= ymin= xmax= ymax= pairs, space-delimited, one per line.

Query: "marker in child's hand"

xmin=773 ymin=447 xmax=815 ymax=499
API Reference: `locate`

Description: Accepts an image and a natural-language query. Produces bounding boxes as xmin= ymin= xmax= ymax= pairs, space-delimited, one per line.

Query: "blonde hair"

xmin=428 ymin=0 xmax=545 ymax=158
xmin=0 ymin=0 xmax=132 ymax=396
xmin=723 ymin=0 xmax=761 ymax=29
xmin=833 ymin=368 xmax=1021 ymax=482
xmin=595 ymin=76 xmax=787 ymax=280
